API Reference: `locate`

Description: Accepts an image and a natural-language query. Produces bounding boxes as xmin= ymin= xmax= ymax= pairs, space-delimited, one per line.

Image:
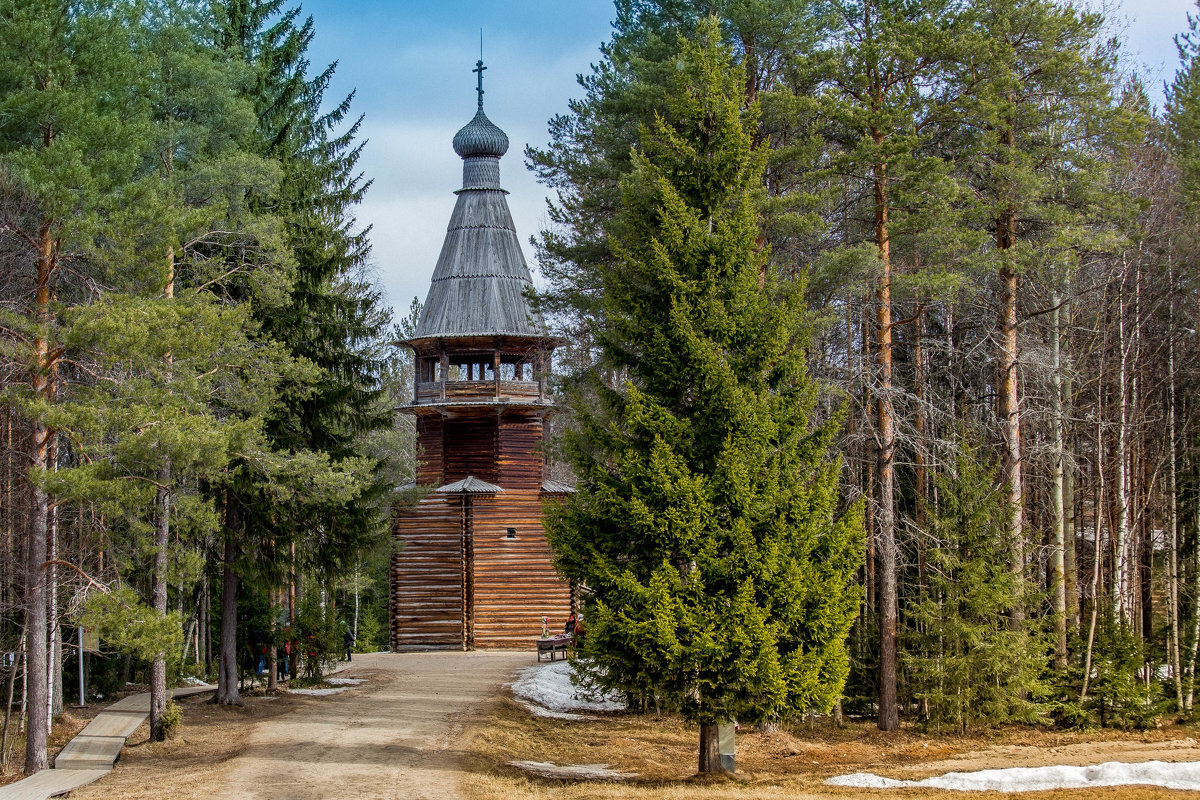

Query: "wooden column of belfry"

xmin=390 ymin=60 xmax=572 ymax=651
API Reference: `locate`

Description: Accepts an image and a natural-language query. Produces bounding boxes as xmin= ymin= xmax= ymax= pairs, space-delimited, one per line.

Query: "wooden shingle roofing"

xmin=410 ymin=102 xmax=549 ymax=342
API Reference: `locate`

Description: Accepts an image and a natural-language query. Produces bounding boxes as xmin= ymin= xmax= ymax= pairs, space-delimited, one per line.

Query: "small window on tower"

xmin=505 ymin=527 xmax=517 ymax=539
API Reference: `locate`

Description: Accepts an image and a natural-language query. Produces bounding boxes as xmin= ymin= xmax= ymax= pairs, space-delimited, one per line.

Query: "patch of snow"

xmin=182 ymin=676 xmax=207 ymax=686
xmin=827 ymin=760 xmax=1200 ymax=793
xmin=508 ymin=760 xmax=637 ymax=781
xmin=827 ymin=773 xmax=908 ymax=789
xmin=509 ymin=661 xmax=624 ymax=720
xmin=326 ymin=677 xmax=364 ymax=686
xmin=525 ymin=705 xmax=588 ymax=721
xmin=289 ymin=687 xmax=353 ymax=696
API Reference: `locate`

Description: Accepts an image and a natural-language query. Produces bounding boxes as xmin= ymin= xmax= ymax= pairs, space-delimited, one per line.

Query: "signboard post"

xmin=78 ymin=628 xmax=99 ymax=706
xmin=718 ymin=721 xmax=736 ymax=773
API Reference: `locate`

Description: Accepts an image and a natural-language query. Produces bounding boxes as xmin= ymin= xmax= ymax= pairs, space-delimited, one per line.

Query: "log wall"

xmin=390 ymin=494 xmax=464 ymax=650
xmin=498 ymin=414 xmax=543 ymax=489
xmin=471 ymin=491 xmax=571 ymax=648
xmin=443 ymin=417 xmax=498 ymax=482
xmin=415 ymin=414 xmax=444 ymax=485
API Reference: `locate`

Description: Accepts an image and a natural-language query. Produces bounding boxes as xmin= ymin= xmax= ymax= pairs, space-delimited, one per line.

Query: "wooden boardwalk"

xmin=0 ymin=684 xmax=215 ymax=800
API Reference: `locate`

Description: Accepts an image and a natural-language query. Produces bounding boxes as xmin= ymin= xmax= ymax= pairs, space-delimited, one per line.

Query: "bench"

xmin=537 ymin=635 xmax=572 ymax=662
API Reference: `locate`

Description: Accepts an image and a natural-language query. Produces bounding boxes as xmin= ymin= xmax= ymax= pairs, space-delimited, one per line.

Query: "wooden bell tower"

xmin=389 ymin=62 xmax=572 ymax=650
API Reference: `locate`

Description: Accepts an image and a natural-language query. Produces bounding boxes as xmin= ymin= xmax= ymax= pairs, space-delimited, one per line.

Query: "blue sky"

xmin=296 ymin=0 xmax=1198 ymax=318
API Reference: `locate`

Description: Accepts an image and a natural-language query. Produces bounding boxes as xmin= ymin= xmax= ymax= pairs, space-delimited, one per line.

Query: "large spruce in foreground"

xmin=545 ymin=21 xmax=862 ymax=775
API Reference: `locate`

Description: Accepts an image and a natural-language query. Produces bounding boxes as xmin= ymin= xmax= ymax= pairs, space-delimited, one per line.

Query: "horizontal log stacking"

xmin=444 ymin=417 xmax=498 ymax=482
xmin=391 ymin=494 xmax=464 ymax=650
xmin=391 ymin=487 xmax=572 ymax=651
xmin=498 ymin=414 xmax=543 ymax=489
xmin=415 ymin=414 xmax=444 ymax=486
xmin=471 ymin=491 xmax=571 ymax=648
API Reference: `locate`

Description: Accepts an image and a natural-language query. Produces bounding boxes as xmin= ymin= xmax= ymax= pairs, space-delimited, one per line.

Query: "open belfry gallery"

xmin=389 ymin=62 xmax=573 ymax=650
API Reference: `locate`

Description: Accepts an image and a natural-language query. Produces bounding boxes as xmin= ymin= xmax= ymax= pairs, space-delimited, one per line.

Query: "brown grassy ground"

xmin=460 ymin=698 xmax=1200 ymax=800
xmin=67 ymin=688 xmax=306 ymax=799
xmin=0 ymin=685 xmax=134 ymax=785
xmin=9 ymin=666 xmax=1200 ymax=799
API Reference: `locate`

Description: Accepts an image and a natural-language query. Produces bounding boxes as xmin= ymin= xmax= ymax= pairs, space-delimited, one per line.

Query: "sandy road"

xmin=216 ymin=651 xmax=531 ymax=800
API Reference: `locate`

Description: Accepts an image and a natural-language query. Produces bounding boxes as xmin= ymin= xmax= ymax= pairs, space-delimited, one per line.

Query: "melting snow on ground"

xmin=289 ymin=686 xmax=353 ymax=696
xmin=326 ymin=677 xmax=364 ymax=686
xmin=828 ymin=760 xmax=1200 ymax=793
xmin=509 ymin=760 xmax=637 ymax=781
xmin=509 ymin=661 xmax=624 ymax=720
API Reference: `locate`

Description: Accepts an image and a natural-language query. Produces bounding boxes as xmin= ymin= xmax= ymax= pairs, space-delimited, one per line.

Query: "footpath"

xmin=0 ymin=683 xmax=216 ymax=800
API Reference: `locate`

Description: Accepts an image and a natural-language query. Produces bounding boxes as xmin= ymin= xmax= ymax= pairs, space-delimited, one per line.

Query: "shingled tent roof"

xmin=410 ymin=76 xmax=548 ymax=342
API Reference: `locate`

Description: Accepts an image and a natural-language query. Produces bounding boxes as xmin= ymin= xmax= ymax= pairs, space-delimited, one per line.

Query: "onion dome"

xmin=453 ymin=108 xmax=509 ymax=158
xmin=407 ymin=59 xmax=548 ymax=342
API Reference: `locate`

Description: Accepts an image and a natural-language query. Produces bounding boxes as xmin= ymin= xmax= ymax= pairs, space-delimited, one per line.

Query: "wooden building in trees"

xmin=390 ymin=64 xmax=571 ymax=650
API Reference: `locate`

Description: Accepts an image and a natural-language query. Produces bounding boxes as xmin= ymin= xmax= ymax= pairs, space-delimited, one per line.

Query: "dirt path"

xmin=72 ymin=650 xmax=532 ymax=800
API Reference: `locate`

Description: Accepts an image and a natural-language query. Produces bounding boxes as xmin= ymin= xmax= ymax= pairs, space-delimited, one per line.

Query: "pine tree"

xmin=546 ymin=22 xmax=862 ymax=774
xmin=954 ymin=0 xmax=1135 ymax=639
xmin=822 ymin=0 xmax=969 ymax=732
xmin=0 ymin=0 xmax=151 ymax=772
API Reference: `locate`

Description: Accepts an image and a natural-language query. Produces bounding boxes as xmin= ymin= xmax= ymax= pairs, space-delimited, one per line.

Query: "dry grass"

xmin=68 ymin=689 xmax=301 ymax=800
xmin=9 ymin=669 xmax=1200 ymax=800
xmin=460 ymin=699 xmax=1200 ymax=800
xmin=0 ymin=690 xmax=118 ymax=785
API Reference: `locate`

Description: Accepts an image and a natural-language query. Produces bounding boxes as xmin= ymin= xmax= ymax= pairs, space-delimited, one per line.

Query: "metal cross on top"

xmin=473 ymin=59 xmax=486 ymax=109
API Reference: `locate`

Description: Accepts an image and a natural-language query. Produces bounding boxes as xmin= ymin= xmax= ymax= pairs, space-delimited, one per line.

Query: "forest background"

xmin=3 ymin=0 xmax=1200 ymax=782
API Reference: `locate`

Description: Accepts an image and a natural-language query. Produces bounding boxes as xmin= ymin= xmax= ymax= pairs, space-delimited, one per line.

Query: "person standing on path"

xmin=343 ymin=627 xmax=355 ymax=662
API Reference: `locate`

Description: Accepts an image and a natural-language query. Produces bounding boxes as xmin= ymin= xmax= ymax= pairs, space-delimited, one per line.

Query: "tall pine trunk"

xmin=149 ymin=460 xmax=171 ymax=738
xmin=1166 ymin=257 xmax=1183 ymax=710
xmin=1050 ymin=292 xmax=1068 ymax=667
xmin=150 ymin=249 xmax=175 ymax=740
xmin=997 ymin=188 xmax=1024 ymax=628
xmin=24 ymin=221 xmax=56 ymax=774
xmin=872 ymin=152 xmax=899 ymax=733
xmin=1063 ymin=293 xmax=1078 ymax=632
xmin=215 ymin=492 xmax=242 ymax=706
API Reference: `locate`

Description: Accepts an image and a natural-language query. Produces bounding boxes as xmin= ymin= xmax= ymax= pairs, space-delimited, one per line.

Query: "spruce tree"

xmin=1168 ymin=3 xmax=1200 ymax=215
xmin=903 ymin=447 xmax=1047 ymax=732
xmin=546 ymin=22 xmax=862 ymax=774
xmin=209 ymin=0 xmax=389 ymax=701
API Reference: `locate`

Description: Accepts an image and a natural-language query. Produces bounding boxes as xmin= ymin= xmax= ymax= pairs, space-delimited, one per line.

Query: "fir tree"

xmin=546 ymin=21 xmax=862 ymax=774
